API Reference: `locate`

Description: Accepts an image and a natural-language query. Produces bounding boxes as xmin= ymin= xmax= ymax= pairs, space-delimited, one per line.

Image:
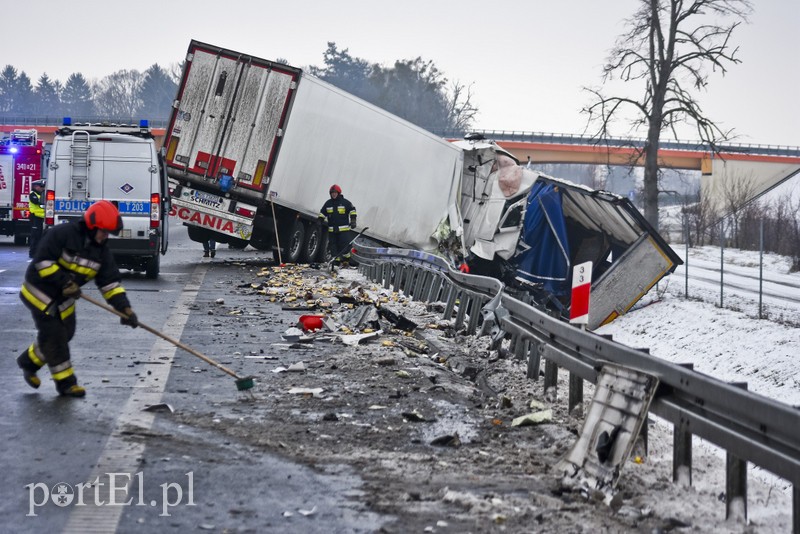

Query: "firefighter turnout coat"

xmin=319 ymin=196 xmax=357 ymax=233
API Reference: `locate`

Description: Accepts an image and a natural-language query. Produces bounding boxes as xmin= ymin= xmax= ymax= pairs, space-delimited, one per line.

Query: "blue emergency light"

xmin=63 ymin=117 xmax=72 ymax=126
xmin=139 ymin=119 xmax=149 ymax=128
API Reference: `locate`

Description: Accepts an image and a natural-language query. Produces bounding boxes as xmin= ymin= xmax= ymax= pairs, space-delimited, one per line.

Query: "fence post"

xmin=759 ymin=217 xmax=764 ymax=319
xmin=719 ymin=220 xmax=725 ymax=308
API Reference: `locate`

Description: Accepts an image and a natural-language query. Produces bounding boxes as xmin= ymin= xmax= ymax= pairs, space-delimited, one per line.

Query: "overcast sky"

xmin=9 ymin=0 xmax=800 ymax=146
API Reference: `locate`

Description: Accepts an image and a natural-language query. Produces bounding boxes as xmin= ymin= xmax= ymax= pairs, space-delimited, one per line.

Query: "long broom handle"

xmin=79 ymin=293 xmax=243 ymax=380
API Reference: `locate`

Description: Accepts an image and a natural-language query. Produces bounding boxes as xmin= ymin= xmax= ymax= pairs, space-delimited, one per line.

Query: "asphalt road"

xmin=0 ymin=223 xmax=386 ymax=533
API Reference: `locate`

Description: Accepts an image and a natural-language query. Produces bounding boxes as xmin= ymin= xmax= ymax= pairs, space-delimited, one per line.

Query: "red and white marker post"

xmin=569 ymin=261 xmax=592 ymax=327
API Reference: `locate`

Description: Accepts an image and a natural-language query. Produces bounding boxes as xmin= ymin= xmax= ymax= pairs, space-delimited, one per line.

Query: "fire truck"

xmin=0 ymin=129 xmax=44 ymax=245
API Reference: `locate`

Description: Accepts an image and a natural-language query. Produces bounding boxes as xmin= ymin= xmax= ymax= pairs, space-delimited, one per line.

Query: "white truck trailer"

xmin=165 ymin=40 xmax=462 ymax=263
xmin=164 ymin=40 xmax=681 ymax=329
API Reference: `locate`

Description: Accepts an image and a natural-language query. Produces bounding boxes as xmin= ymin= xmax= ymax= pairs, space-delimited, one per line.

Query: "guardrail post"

xmin=466 ymin=296 xmax=483 ymax=335
xmin=514 ymin=337 xmax=529 ymax=361
xmin=673 ymin=363 xmax=694 ymax=487
xmin=454 ymin=292 xmax=470 ymax=330
xmin=725 ymin=382 xmax=748 ymax=523
xmin=427 ymin=275 xmax=444 ymax=302
xmin=527 ymin=342 xmax=542 ymax=380
xmin=568 ymin=372 xmax=583 ymax=413
xmin=382 ymin=264 xmax=391 ymax=289
xmin=443 ymin=287 xmax=459 ymax=320
xmin=392 ymin=264 xmax=404 ymax=291
xmin=544 ymin=359 xmax=558 ymax=398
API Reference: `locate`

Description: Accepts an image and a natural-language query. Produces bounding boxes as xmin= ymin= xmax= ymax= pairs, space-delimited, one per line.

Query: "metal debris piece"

xmin=510 ymin=409 xmax=552 ymax=427
xmin=288 ymin=387 xmax=324 ymax=397
xmin=143 ymin=403 xmax=174 ymax=413
xmin=556 ymin=363 xmax=658 ymax=492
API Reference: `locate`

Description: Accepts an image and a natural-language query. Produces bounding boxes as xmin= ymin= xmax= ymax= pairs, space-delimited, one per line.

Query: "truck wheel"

xmin=300 ymin=223 xmax=322 ymax=263
xmin=14 ymin=234 xmax=27 ymax=246
xmin=145 ymin=253 xmax=160 ymax=279
xmin=228 ymin=237 xmax=248 ymax=249
xmin=282 ymin=219 xmax=305 ymax=264
xmin=317 ymin=232 xmax=332 ymax=263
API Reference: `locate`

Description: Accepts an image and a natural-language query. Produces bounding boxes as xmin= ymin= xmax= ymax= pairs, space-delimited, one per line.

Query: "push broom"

xmin=80 ymin=293 xmax=255 ymax=392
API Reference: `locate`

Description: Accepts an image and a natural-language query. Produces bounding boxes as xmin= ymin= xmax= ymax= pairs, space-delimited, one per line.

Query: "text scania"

xmin=169 ymin=205 xmax=253 ymax=238
xmin=25 ymin=471 xmax=195 ymax=517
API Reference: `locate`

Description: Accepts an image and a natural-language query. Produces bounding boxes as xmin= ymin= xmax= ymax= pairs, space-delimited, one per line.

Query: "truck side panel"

xmin=270 ymin=75 xmax=464 ymax=250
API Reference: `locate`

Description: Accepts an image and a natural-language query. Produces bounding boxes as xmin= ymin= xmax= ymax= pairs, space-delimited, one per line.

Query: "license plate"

xmin=186 ymin=189 xmax=223 ymax=208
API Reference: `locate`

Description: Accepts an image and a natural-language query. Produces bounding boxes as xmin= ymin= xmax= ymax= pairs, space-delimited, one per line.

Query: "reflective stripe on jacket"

xmin=20 ymin=219 xmax=131 ymax=315
xmin=319 ymin=196 xmax=356 ymax=233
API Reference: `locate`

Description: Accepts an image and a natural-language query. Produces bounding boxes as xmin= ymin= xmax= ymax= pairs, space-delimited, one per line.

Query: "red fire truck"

xmin=0 ymin=129 xmax=44 ymax=245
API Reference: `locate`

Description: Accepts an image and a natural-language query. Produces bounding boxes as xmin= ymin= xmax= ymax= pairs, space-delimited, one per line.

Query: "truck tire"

xmin=300 ymin=222 xmax=323 ymax=263
xmin=276 ymin=218 xmax=305 ymax=264
xmin=145 ymin=253 xmax=160 ymax=279
xmin=317 ymin=232 xmax=332 ymax=263
xmin=228 ymin=237 xmax=248 ymax=249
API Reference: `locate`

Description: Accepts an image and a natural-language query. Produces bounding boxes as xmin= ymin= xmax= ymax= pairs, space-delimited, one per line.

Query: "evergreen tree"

xmin=61 ymin=73 xmax=94 ymax=118
xmin=137 ymin=64 xmax=177 ymax=119
xmin=34 ymin=74 xmax=61 ymax=116
xmin=15 ymin=72 xmax=35 ymax=115
xmin=0 ymin=65 xmax=19 ymax=113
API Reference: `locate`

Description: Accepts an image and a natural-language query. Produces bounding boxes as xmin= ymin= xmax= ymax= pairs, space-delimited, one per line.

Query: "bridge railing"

xmin=430 ymin=128 xmax=800 ymax=158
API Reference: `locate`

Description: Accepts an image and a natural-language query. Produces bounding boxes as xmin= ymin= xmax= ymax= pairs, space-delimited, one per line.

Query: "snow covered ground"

xmin=596 ymin=245 xmax=799 ymax=532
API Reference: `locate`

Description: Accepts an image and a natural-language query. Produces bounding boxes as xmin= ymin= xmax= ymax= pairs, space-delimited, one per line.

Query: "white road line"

xmin=63 ymin=263 xmax=208 ymax=533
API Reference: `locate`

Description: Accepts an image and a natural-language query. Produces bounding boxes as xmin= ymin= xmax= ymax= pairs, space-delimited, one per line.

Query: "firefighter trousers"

xmin=328 ymin=230 xmax=353 ymax=264
xmin=18 ymin=300 xmax=79 ymax=392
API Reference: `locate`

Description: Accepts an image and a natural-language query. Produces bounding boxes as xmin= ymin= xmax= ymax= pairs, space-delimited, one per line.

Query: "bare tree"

xmin=583 ymin=0 xmax=752 ymax=231
xmin=93 ymin=69 xmax=143 ymax=118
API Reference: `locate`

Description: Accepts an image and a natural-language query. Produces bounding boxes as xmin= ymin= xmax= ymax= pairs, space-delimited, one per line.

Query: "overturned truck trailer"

xmin=458 ymin=140 xmax=682 ymax=330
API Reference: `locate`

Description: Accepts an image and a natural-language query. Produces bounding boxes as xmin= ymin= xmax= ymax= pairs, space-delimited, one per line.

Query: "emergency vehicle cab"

xmin=0 ymin=129 xmax=44 ymax=245
xmin=45 ymin=119 xmax=171 ymax=278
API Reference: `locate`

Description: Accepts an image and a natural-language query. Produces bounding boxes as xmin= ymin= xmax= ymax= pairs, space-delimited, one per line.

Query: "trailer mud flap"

xmin=169 ymin=202 xmax=253 ymax=240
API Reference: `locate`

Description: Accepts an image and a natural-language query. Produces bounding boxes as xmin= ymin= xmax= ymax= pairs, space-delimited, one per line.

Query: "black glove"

xmin=120 ymin=307 xmax=138 ymax=328
xmin=349 ymin=215 xmax=357 ymax=228
xmin=62 ymin=280 xmax=82 ymax=299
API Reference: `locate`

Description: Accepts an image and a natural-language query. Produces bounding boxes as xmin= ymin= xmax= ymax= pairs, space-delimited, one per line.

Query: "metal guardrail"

xmin=352 ymin=242 xmax=800 ymax=529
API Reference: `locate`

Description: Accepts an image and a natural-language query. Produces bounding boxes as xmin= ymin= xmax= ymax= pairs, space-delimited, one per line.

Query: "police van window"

xmin=215 ymin=72 xmax=228 ymax=97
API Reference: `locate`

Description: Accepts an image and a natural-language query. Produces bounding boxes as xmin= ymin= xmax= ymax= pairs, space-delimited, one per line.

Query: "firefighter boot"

xmin=17 ymin=347 xmax=44 ymax=389
xmin=55 ymin=376 xmax=86 ymax=398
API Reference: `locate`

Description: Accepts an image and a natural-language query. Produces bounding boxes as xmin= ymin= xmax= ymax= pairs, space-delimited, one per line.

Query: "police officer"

xmin=319 ymin=184 xmax=357 ymax=267
xmin=28 ymin=179 xmax=45 ymax=258
xmin=17 ymin=200 xmax=139 ymax=397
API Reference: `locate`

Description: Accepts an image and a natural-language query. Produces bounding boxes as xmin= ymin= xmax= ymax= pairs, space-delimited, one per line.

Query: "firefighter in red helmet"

xmin=17 ymin=200 xmax=139 ymax=397
xmin=319 ymin=184 xmax=357 ymax=267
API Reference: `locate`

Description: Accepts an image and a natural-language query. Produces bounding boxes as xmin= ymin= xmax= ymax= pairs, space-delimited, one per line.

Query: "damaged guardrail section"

xmin=352 ymin=243 xmax=800 ymax=529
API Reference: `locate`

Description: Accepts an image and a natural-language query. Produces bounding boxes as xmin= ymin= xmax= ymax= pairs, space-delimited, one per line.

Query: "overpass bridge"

xmin=436 ymin=129 xmax=800 ymax=211
xmin=3 ymin=121 xmax=799 ymax=211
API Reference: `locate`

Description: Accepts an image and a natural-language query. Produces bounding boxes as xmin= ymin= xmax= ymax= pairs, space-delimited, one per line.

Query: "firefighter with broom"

xmin=17 ymin=200 xmax=139 ymax=397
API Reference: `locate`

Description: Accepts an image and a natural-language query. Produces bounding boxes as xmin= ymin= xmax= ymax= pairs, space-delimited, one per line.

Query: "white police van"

xmin=44 ymin=120 xmax=170 ymax=278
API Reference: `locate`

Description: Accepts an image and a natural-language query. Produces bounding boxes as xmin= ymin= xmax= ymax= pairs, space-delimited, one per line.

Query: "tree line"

xmin=0 ymin=42 xmax=477 ymax=133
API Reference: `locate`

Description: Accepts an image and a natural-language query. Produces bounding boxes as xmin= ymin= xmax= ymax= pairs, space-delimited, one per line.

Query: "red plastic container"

xmin=299 ymin=314 xmax=324 ymax=332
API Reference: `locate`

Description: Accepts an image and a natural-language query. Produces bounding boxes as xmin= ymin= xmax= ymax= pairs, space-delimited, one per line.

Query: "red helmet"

xmin=329 ymin=184 xmax=342 ymax=194
xmin=84 ymin=200 xmax=123 ymax=235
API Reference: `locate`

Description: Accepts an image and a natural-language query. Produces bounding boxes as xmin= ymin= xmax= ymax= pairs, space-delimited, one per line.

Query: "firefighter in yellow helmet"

xmin=17 ymin=200 xmax=138 ymax=397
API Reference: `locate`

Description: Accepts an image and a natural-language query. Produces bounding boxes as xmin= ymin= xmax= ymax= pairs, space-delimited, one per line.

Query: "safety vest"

xmin=29 ymin=190 xmax=44 ymax=219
